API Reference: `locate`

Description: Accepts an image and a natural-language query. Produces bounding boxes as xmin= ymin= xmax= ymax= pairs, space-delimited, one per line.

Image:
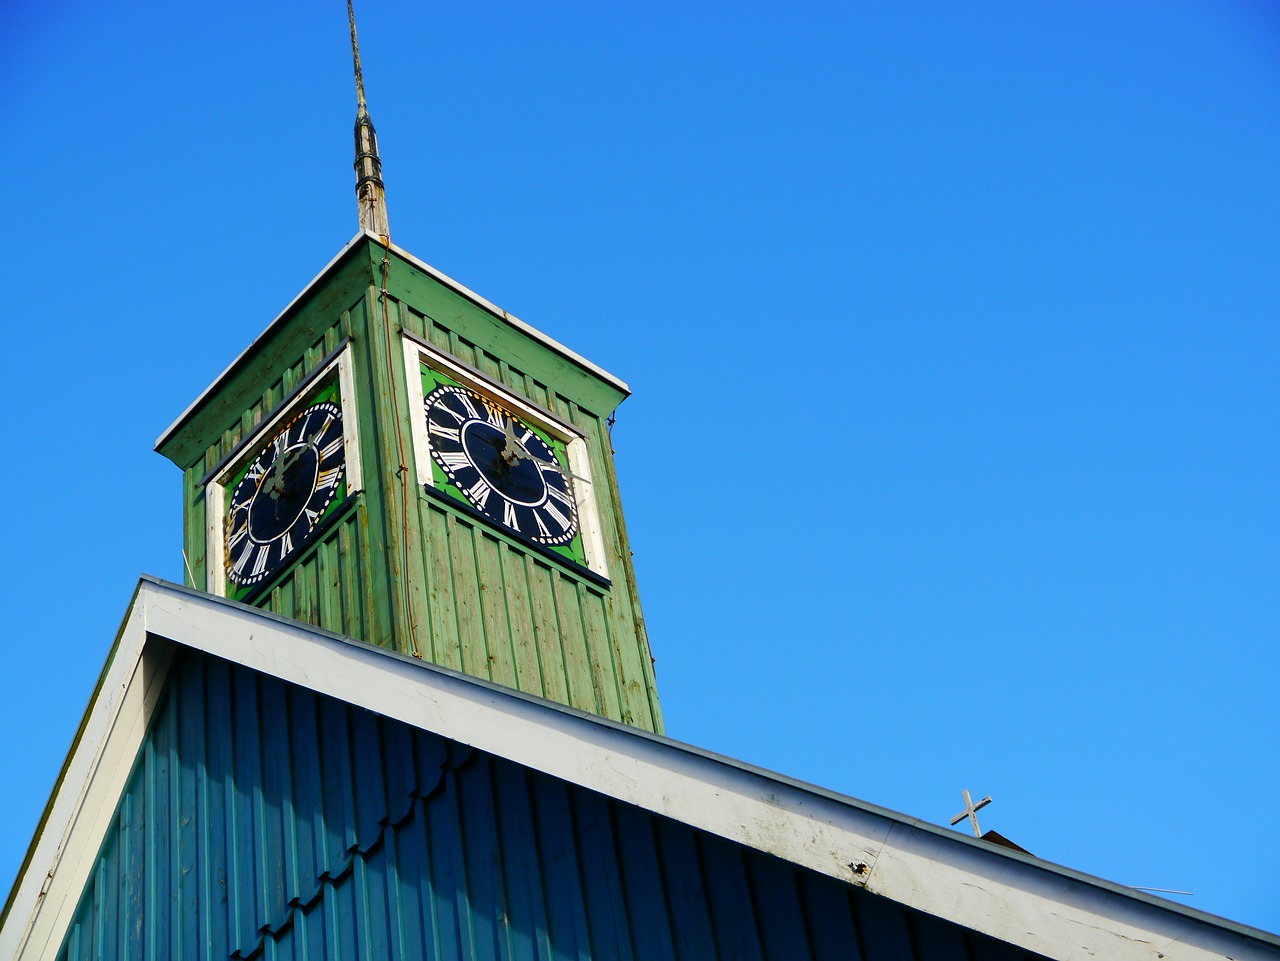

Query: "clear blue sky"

xmin=3 ymin=0 xmax=1278 ymax=935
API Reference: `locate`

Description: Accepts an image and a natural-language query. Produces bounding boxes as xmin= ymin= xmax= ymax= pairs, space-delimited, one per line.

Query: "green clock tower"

xmin=155 ymin=7 xmax=662 ymax=733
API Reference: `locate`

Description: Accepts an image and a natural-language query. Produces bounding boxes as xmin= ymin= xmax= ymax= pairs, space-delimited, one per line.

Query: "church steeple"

xmin=154 ymin=6 xmax=663 ymax=734
xmin=348 ymin=0 xmax=390 ymax=241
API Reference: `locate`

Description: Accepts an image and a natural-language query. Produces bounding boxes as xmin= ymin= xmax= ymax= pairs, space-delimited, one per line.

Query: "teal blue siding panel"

xmin=573 ymin=791 xmax=634 ymax=961
xmin=55 ymin=651 xmax=1049 ymax=961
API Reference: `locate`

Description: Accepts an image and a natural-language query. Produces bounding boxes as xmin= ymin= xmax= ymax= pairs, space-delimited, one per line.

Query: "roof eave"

xmin=155 ymin=231 xmax=629 ymax=456
xmin=4 ymin=578 xmax=1275 ymax=961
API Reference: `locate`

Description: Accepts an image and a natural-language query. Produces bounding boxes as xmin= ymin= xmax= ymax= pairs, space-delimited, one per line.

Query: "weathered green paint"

xmin=156 ymin=236 xmax=663 ymax=733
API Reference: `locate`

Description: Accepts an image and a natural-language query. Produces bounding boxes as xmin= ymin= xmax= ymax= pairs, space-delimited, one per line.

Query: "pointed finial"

xmin=348 ymin=0 xmax=390 ymax=241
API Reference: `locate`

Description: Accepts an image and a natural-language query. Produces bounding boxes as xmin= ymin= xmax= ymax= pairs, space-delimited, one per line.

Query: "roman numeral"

xmin=317 ymin=467 xmax=342 ymax=490
xmin=304 ymin=507 xmax=321 ymax=526
xmin=320 ymin=437 xmax=343 ymax=460
xmin=280 ymin=531 xmax=293 ymax=557
xmin=438 ymin=450 xmax=471 ymax=473
xmin=430 ymin=397 xmax=465 ymax=423
xmin=251 ymin=546 xmax=270 ymax=576
xmin=245 ymin=461 xmax=266 ymax=483
xmin=466 ymin=478 xmax=492 ymax=509
xmin=456 ymin=393 xmax=480 ymax=420
xmin=542 ymin=500 xmax=572 ymax=532
xmin=533 ymin=511 xmax=552 ymax=539
xmin=503 ymin=500 xmax=519 ymax=530
xmin=428 ymin=421 xmax=461 ymax=442
xmin=227 ymin=523 xmax=248 ymax=552
xmin=548 ymin=484 xmax=573 ymax=506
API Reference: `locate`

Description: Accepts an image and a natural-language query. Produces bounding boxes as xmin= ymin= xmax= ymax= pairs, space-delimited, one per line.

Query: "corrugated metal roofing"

xmin=6 ymin=579 xmax=1276 ymax=961
xmin=56 ymin=650 xmax=1047 ymax=961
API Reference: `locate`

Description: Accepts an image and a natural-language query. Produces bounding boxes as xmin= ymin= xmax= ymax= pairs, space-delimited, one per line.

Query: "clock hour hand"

xmin=500 ymin=415 xmax=529 ymax=466
xmin=266 ymin=427 xmax=321 ymax=498
xmin=498 ymin=416 xmax=591 ymax=484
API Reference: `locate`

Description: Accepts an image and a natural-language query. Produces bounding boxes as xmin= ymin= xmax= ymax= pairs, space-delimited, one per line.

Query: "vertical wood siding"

xmin=396 ymin=300 xmax=660 ymax=731
xmin=56 ymin=654 xmax=1046 ymax=961
xmin=167 ymin=240 xmax=662 ymax=733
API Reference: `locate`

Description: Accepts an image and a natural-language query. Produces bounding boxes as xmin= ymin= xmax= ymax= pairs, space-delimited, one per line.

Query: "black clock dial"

xmin=424 ymin=384 xmax=578 ymax=546
xmin=225 ymin=399 xmax=346 ymax=588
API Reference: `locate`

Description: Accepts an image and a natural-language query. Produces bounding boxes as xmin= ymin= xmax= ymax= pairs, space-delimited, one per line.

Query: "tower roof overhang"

xmin=155 ymin=231 xmax=630 ymax=459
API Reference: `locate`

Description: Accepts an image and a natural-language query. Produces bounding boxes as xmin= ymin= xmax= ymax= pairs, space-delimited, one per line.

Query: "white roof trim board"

xmin=156 ymin=231 xmax=629 ymax=450
xmin=3 ymin=578 xmax=1276 ymax=961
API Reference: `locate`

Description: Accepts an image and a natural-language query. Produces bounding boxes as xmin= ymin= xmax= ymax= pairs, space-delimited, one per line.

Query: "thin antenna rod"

xmin=348 ymin=0 xmax=367 ymax=110
xmin=348 ymin=0 xmax=390 ymax=241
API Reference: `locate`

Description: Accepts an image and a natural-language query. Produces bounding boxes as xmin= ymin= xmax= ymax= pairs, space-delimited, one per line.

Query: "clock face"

xmin=423 ymin=383 xmax=578 ymax=547
xmin=224 ymin=398 xmax=346 ymax=591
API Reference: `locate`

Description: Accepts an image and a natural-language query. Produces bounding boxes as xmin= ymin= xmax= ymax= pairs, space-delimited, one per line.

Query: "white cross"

xmin=949 ymin=788 xmax=992 ymax=837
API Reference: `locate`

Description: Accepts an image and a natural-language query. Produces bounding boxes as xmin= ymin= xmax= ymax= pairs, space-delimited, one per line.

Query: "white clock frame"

xmin=204 ymin=345 xmax=364 ymax=596
xmin=402 ymin=334 xmax=609 ymax=580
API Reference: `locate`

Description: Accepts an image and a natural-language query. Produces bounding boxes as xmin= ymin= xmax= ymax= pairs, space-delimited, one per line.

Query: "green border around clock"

xmin=223 ymin=379 xmax=350 ymax=603
xmin=420 ymin=363 xmax=588 ymax=569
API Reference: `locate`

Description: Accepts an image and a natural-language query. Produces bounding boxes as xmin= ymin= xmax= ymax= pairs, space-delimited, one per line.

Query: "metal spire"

xmin=348 ymin=0 xmax=390 ymax=241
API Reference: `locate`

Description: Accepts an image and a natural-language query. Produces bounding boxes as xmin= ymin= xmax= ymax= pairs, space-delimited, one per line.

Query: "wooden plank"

xmin=184 ymin=464 xmax=208 ymax=590
xmin=594 ymin=412 xmax=664 ymax=732
xmin=446 ymin=515 xmax=489 ymax=680
xmin=500 ymin=546 xmax=544 ymax=699
xmin=527 ymin=560 xmax=569 ymax=708
xmin=475 ymin=532 xmax=515 ymax=689
xmin=293 ymin=552 xmax=318 ymax=627
xmin=338 ymin=517 xmax=361 ymax=641
xmin=424 ymin=504 xmax=463 ymax=671
xmin=577 ymin=587 xmax=623 ymax=723
xmin=317 ymin=528 xmax=342 ymax=635
xmin=553 ymin=554 xmax=598 ymax=716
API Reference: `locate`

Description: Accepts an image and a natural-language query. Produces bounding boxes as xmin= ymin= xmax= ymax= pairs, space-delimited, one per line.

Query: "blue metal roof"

xmin=4 ymin=577 xmax=1277 ymax=961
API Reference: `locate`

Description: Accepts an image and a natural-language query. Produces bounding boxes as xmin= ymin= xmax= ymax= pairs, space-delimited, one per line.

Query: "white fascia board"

xmin=0 ymin=591 xmax=175 ymax=961
xmin=156 ymin=231 xmax=628 ymax=452
xmin=4 ymin=579 xmax=1277 ymax=961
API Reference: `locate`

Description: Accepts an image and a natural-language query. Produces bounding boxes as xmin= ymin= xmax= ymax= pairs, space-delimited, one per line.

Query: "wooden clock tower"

xmin=155 ymin=13 xmax=661 ymax=734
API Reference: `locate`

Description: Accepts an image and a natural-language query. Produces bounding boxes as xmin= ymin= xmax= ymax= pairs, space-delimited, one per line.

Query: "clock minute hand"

xmin=267 ymin=428 xmax=321 ymax=498
xmin=500 ymin=415 xmax=529 ymax=466
xmin=498 ymin=413 xmax=592 ymax=485
xmin=507 ymin=441 xmax=593 ymax=486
